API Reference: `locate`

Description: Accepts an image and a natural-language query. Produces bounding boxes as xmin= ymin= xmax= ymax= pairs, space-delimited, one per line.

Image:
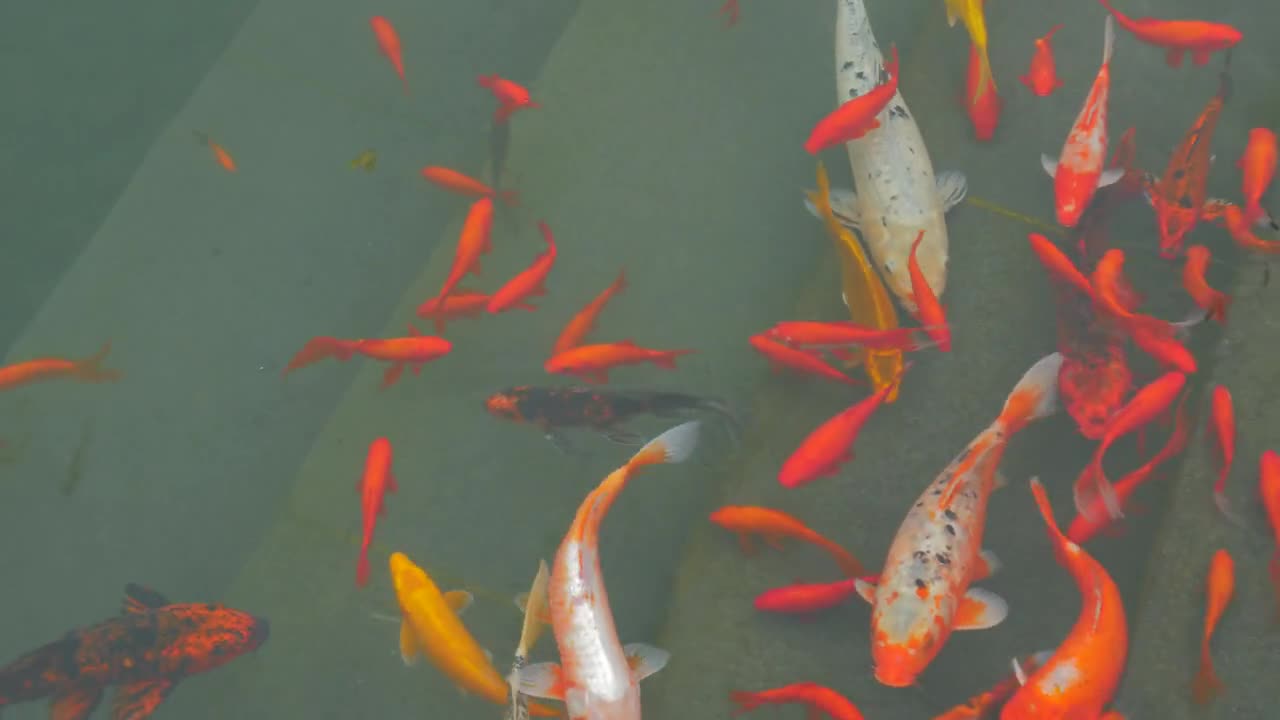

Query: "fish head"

xmin=1056 ymin=198 xmax=1084 ymax=229
xmin=1154 ymin=199 xmax=1197 ymax=258
xmin=485 ymin=389 xmax=527 ymax=422
xmin=869 ymin=593 xmax=951 ymax=687
xmin=165 ymin=604 xmax=269 ymax=674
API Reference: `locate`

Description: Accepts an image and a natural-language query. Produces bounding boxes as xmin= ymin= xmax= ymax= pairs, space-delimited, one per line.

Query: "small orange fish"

xmin=908 ymin=230 xmax=951 ymax=351
xmin=748 ymin=335 xmax=857 ymax=385
xmin=1127 ymin=314 xmax=1199 ymax=374
xmin=432 ymin=196 xmax=495 ymax=306
xmin=709 ymin=505 xmax=865 ymax=576
xmin=369 ymin=16 xmax=408 ymax=94
xmin=805 ymin=46 xmax=900 ymax=154
xmin=777 ymin=384 xmax=894 ymax=489
xmin=1207 ymin=385 xmax=1240 ymax=521
xmin=934 ymin=650 xmax=1051 ymax=720
xmin=965 ymin=42 xmax=1001 ymax=142
xmin=194 ymin=132 xmax=237 ymax=172
xmin=1088 ymin=249 xmax=1144 ymax=323
xmin=717 ymin=0 xmax=741 ymax=27
xmin=477 ymin=74 xmax=539 ymax=124
xmin=764 ymin=322 xmax=933 ymax=352
xmin=1019 ymin=24 xmax=1065 ymax=97
xmin=355 ymin=438 xmax=396 ymax=587
xmin=1192 ymin=549 xmax=1234 ymax=704
xmin=0 ymin=342 xmax=121 ymax=392
xmin=544 ymin=341 xmax=695 ymax=384
xmin=282 ymin=328 xmax=452 ymax=387
xmin=1259 ymin=450 xmax=1280 ymax=618
xmin=1028 ymin=233 xmax=1095 ymax=297
xmin=417 ymin=289 xmax=512 ymax=334
xmin=1096 ymin=0 xmax=1241 ymax=67
xmin=1181 ymin=245 xmax=1231 ymax=323
xmin=420 ymin=166 xmax=518 ymax=206
xmin=730 ymin=682 xmax=864 ymax=720
xmin=1238 ymin=128 xmax=1277 ymax=226
xmin=1215 ymin=203 xmax=1280 ymax=254
xmin=552 ymin=270 xmax=627 ymax=357
xmin=752 ymin=578 xmax=862 ymax=615
xmin=488 ymin=221 xmax=557 ymax=313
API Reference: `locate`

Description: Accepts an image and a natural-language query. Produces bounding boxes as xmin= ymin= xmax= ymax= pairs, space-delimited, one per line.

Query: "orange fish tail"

xmin=653 ymin=349 xmax=696 ymax=369
xmin=728 ymin=691 xmax=764 ymax=715
xmin=498 ymin=189 xmax=520 ymax=207
xmin=1191 ymin=645 xmax=1224 ymax=704
xmin=356 ymin=552 xmax=370 ymax=587
xmin=75 ymin=342 xmax=122 ymax=383
xmin=824 ymin=541 xmax=866 ymax=578
xmin=1270 ymin=551 xmax=1280 ymax=621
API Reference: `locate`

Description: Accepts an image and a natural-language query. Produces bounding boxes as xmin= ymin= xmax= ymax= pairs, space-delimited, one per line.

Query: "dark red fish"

xmin=0 ymin=584 xmax=268 ymax=720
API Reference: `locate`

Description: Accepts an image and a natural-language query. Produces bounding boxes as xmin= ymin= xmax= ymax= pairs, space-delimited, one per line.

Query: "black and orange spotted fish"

xmin=485 ymin=385 xmax=739 ymax=448
xmin=0 ymin=584 xmax=267 ymax=720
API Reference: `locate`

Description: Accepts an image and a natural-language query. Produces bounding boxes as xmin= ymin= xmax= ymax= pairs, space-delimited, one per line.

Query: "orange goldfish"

xmin=355 ymin=438 xmax=396 ymax=587
xmin=934 ymin=650 xmax=1051 ymax=720
xmin=777 ymin=384 xmax=894 ymax=489
xmin=1003 ymin=479 xmax=1126 ymax=719
xmin=552 ymin=270 xmax=627 ymax=357
xmin=544 ymin=341 xmax=694 ymax=384
xmin=764 ymin=322 xmax=933 ymax=353
xmin=193 ymin=131 xmax=236 ymax=172
xmin=908 ymin=230 xmax=951 ymax=351
xmin=1238 ymin=128 xmax=1277 ymax=226
xmin=730 ymin=682 xmax=864 ymax=719
xmin=965 ymin=42 xmax=1001 ymax=142
xmin=478 ymin=75 xmax=539 ymax=124
xmin=519 ymin=423 xmax=699 ymax=717
xmin=805 ymin=46 xmax=900 ymax=154
xmin=1182 ymin=245 xmax=1231 ymax=323
xmin=488 ymin=221 xmax=557 ymax=313
xmin=1207 ymin=385 xmax=1239 ymax=521
xmin=855 ymin=353 xmax=1062 ymax=687
xmin=1096 ymin=0 xmax=1241 ymax=67
xmin=420 ymin=166 xmax=518 ymax=206
xmin=1215 ymin=203 xmax=1280 ymax=254
xmin=1260 ymin=450 xmax=1280 ymax=617
xmin=417 ymin=289 xmax=511 ymax=334
xmin=748 ymin=335 xmax=857 ymax=385
xmin=1041 ymin=17 xmax=1123 ymax=228
xmin=717 ymin=0 xmax=741 ymax=27
xmin=1192 ymin=549 xmax=1234 ymax=704
xmin=753 ymin=578 xmax=862 ymax=615
xmin=709 ymin=505 xmax=865 ymax=576
xmin=282 ymin=328 xmax=452 ymax=387
xmin=432 ymin=196 xmax=495 ymax=306
xmin=369 ymin=16 xmax=407 ymax=93
xmin=0 ymin=342 xmax=120 ymax=392
xmin=1019 ymin=24 xmax=1065 ymax=97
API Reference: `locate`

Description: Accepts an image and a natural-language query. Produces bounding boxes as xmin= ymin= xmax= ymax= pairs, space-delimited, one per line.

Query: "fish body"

xmin=0 ymin=342 xmax=120 ymax=392
xmin=1192 ymin=549 xmax=1234 ymax=704
xmin=370 ymin=16 xmax=407 ymax=93
xmin=965 ymin=42 xmax=1001 ymax=142
xmin=489 ymin=221 xmax=557 ymax=313
xmin=729 ymin=681 xmax=864 ymax=719
xmin=1182 ymin=245 xmax=1230 ymax=323
xmin=0 ymin=584 xmax=267 ymax=720
xmin=1260 ymin=451 xmax=1280 ymax=616
xmin=753 ymin=579 xmax=861 ymax=615
xmin=805 ymin=46 xmax=901 ymax=154
xmin=544 ymin=342 xmax=694 ymax=384
xmin=355 ymin=438 xmax=396 ymax=587
xmin=421 ymin=166 xmax=518 ymax=206
xmin=944 ymin=0 xmax=994 ymax=98
xmin=485 ymin=385 xmax=733 ymax=442
xmin=749 ymin=334 xmax=857 ymax=384
xmin=1239 ymin=128 xmax=1277 ymax=225
xmin=1096 ymin=0 xmax=1241 ymax=67
xmin=778 ymin=384 xmax=893 ymax=488
xmin=553 ymin=271 xmax=627 ymax=357
xmin=857 ymin=353 xmax=1062 ymax=686
xmin=417 ymin=288 xmax=496 ymax=333
xmin=710 ymin=505 xmax=865 ymax=576
xmin=351 ymin=330 xmax=453 ymax=387
xmin=434 ymin=197 xmax=496 ymax=305
xmin=1020 ymin=25 xmax=1065 ymax=97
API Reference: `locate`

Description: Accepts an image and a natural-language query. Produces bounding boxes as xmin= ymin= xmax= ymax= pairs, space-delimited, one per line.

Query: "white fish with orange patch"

xmin=1041 ymin=16 xmax=1125 ymax=228
xmin=519 ymin=422 xmax=700 ymax=719
xmin=854 ymin=352 xmax=1062 ymax=687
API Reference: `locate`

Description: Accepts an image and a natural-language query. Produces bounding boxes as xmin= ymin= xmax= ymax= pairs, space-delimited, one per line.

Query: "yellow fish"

xmin=945 ymin=0 xmax=995 ymax=99
xmin=806 ymin=161 xmax=904 ymax=402
xmin=350 ymin=149 xmax=377 ymax=172
xmin=389 ymin=552 xmax=562 ymax=717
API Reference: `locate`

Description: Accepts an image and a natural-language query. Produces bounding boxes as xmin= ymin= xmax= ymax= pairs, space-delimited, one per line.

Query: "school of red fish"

xmin=2 ymin=2 xmax=1279 ymax=719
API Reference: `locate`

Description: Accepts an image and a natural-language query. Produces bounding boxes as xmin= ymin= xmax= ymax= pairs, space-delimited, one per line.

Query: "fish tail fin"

xmin=1101 ymin=15 xmax=1116 ymax=66
xmin=652 ymin=349 xmax=696 ymax=369
xmin=74 ymin=342 xmax=122 ymax=383
xmin=498 ymin=189 xmax=520 ymax=207
xmin=1072 ymin=448 xmax=1124 ymax=523
xmin=627 ymin=421 xmax=702 ymax=469
xmin=824 ymin=542 xmax=867 ymax=578
xmin=1191 ymin=640 xmax=1224 ymax=704
xmin=356 ymin=552 xmax=370 ymax=588
xmin=994 ymin=352 xmax=1062 ymax=435
xmin=728 ymin=690 xmax=766 ymax=715
xmin=1028 ymin=477 xmax=1072 ymax=548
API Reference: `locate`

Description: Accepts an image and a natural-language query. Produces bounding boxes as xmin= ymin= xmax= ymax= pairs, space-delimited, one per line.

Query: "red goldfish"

xmin=730 ymin=682 xmax=864 ymax=720
xmin=1096 ymin=0 xmax=1241 ymax=67
xmin=749 ymin=335 xmax=857 ymax=385
xmin=432 ymin=196 xmax=495 ymax=306
xmin=282 ymin=328 xmax=452 ymax=387
xmin=1260 ymin=450 xmax=1280 ymax=617
xmin=420 ymin=166 xmax=517 ymax=206
xmin=753 ymin=578 xmax=861 ymax=615
xmin=1192 ymin=549 xmax=1234 ymax=704
xmin=1207 ymin=385 xmax=1240 ymax=521
xmin=1181 ymin=245 xmax=1231 ymax=323
xmin=765 ymin=322 xmax=933 ymax=352
xmin=908 ymin=230 xmax=951 ymax=351
xmin=710 ymin=505 xmax=865 ymax=576
xmin=369 ymin=16 xmax=407 ymax=93
xmin=355 ymin=437 xmax=396 ymax=587
xmin=1238 ymin=128 xmax=1277 ymax=226
xmin=417 ymin=289 xmax=510 ymax=334
xmin=193 ymin=131 xmax=237 ymax=172
xmin=544 ymin=341 xmax=695 ymax=384
xmin=965 ymin=42 xmax=1001 ymax=142
xmin=488 ymin=221 xmax=557 ymax=313
xmin=805 ymin=46 xmax=900 ymax=154
xmin=1019 ymin=24 xmax=1065 ymax=96
xmin=552 ymin=270 xmax=627 ymax=356
xmin=778 ymin=384 xmax=894 ymax=489
xmin=478 ymin=74 xmax=539 ymax=124
xmin=0 ymin=342 xmax=120 ymax=392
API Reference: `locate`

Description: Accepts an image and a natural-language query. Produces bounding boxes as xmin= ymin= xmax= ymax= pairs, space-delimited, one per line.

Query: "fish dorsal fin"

xmin=111 ymin=679 xmax=174 ymax=720
xmin=853 ymin=577 xmax=878 ymax=604
xmin=123 ymin=583 xmax=170 ymax=614
xmin=50 ymin=687 xmax=103 ymax=720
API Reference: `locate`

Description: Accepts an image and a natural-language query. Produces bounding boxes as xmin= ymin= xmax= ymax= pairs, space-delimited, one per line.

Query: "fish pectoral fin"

xmin=482 ymin=647 xmax=494 ymax=664
xmin=935 ymin=170 xmax=969 ymax=212
xmin=1040 ymin=153 xmax=1059 ymax=179
xmin=954 ymin=587 xmax=1008 ymax=630
xmin=444 ymin=590 xmax=474 ymax=615
xmin=1097 ymin=167 xmax=1126 ymax=188
xmin=853 ymin=577 xmax=877 ymax=604
xmin=973 ymin=549 xmax=1002 ymax=581
xmin=122 ymin=583 xmax=170 ymax=614
xmin=623 ymin=642 xmax=670 ymax=682
xmin=518 ymin=662 xmax=566 ymax=700
xmin=110 ymin=679 xmax=174 ymax=720
xmin=399 ymin=619 xmax=421 ymax=665
xmin=50 ymin=687 xmax=104 ymax=720
xmin=599 ymin=427 xmax=644 ymax=445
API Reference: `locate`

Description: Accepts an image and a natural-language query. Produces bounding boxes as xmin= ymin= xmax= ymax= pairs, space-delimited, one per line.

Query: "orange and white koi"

xmin=1238 ymin=128 xmax=1277 ymax=226
xmin=748 ymin=335 xmax=857 ymax=385
xmin=1002 ymin=479 xmax=1127 ymax=719
xmin=432 ymin=196 xmax=495 ymax=306
xmin=1041 ymin=16 xmax=1123 ymax=228
xmin=1259 ymin=450 xmax=1280 ymax=618
xmin=778 ymin=383 xmax=895 ymax=489
xmin=369 ymin=16 xmax=408 ymax=94
xmin=965 ymin=42 xmax=1001 ymax=142
xmin=355 ymin=438 xmax=396 ymax=587
xmin=1096 ymin=0 xmax=1241 ymax=68
xmin=908 ymin=230 xmax=951 ymax=351
xmin=489 ymin=221 xmax=557 ymax=314
xmin=855 ymin=353 xmax=1062 ymax=687
xmin=710 ymin=505 xmax=865 ymax=576
xmin=805 ymin=46 xmax=900 ymax=155
xmin=420 ymin=166 xmax=518 ymax=206
xmin=1192 ymin=549 xmax=1234 ymax=704
xmin=730 ymin=682 xmax=864 ymax=720
xmin=1182 ymin=245 xmax=1231 ymax=323
xmin=934 ymin=650 xmax=1051 ymax=720
xmin=1019 ymin=24 xmax=1065 ymax=97
xmin=519 ymin=422 xmax=700 ymax=718
xmin=0 ymin=342 xmax=120 ymax=392
xmin=553 ymin=270 xmax=627 ymax=357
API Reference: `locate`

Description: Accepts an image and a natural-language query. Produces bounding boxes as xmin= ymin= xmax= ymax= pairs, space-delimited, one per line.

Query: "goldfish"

xmin=391 ymin=552 xmax=561 ymax=716
xmin=855 ymin=353 xmax=1062 ymax=687
xmin=805 ymin=46 xmax=900 ymax=154
xmin=350 ymin=149 xmax=377 ymax=172
xmin=478 ymin=74 xmax=540 ymax=124
xmin=1215 ymin=202 xmax=1280 ymax=254
xmin=753 ymin=578 xmax=862 ymax=615
xmin=433 ymin=196 xmax=495 ymax=306
xmin=1073 ymin=371 xmax=1186 ymax=523
xmin=281 ymin=328 xmax=452 ymax=387
xmin=1028 ymin=233 xmax=1095 ymax=297
xmin=1002 ymin=479 xmax=1126 ymax=719
xmin=355 ymin=438 xmax=396 ymax=587
xmin=552 ymin=270 xmax=627 ymax=357
xmin=0 ymin=584 xmax=267 ymax=720
xmin=1041 ymin=17 xmax=1123 ymax=228
xmin=717 ymin=0 xmax=741 ymax=27
xmin=1096 ymin=0 xmax=1241 ymax=68
xmin=544 ymin=341 xmax=694 ymax=384
xmin=765 ymin=322 xmax=934 ymax=353
xmin=965 ymin=42 xmax=1001 ymax=142
xmin=193 ymin=131 xmax=236 ymax=172
xmin=417 ymin=288 xmax=512 ymax=334
xmin=421 ymin=166 xmax=518 ymax=206
xmin=1207 ymin=385 xmax=1240 ymax=521
xmin=1145 ymin=66 xmax=1231 ymax=258
xmin=519 ymin=423 xmax=700 ymax=718
xmin=1182 ymin=245 xmax=1231 ymax=323
xmin=489 ymin=221 xmax=557 ymax=313
xmin=908 ymin=230 xmax=951 ymax=351
xmin=369 ymin=16 xmax=408 ymax=94
xmin=1260 ymin=450 xmax=1280 ymax=617
xmin=1192 ymin=549 xmax=1234 ymax=704
xmin=944 ymin=0 xmax=994 ymax=99
xmin=485 ymin=385 xmax=737 ymax=448
xmin=933 ymin=650 xmax=1052 ymax=720
xmin=710 ymin=505 xmax=865 ymax=577
xmin=778 ymin=383 xmax=894 ymax=489
xmin=1019 ymin=24 xmax=1065 ymax=97
xmin=1238 ymin=128 xmax=1277 ymax=226
xmin=749 ymin=335 xmax=857 ymax=385
xmin=0 ymin=342 xmax=120 ymax=392
xmin=729 ymin=682 xmax=864 ymax=719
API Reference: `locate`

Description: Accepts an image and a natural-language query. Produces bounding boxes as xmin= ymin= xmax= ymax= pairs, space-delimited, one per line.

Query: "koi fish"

xmin=519 ymin=423 xmax=700 ymax=718
xmin=944 ymin=0 xmax=994 ymax=99
xmin=1260 ymin=450 xmax=1280 ymax=618
xmin=805 ymin=46 xmax=900 ymax=154
xmin=544 ymin=341 xmax=694 ymax=384
xmin=553 ymin=270 xmax=627 ymax=357
xmin=933 ymin=650 xmax=1052 ymax=720
xmin=1145 ymin=66 xmax=1231 ymax=258
xmin=729 ymin=682 xmax=864 ymax=720
xmin=855 ymin=353 xmax=1062 ymax=687
xmin=778 ymin=383 xmax=894 ymax=489
xmin=478 ymin=75 xmax=539 ymax=124
xmin=710 ymin=505 xmax=865 ymax=576
xmin=1192 ymin=549 xmax=1234 ymax=704
xmin=1002 ymin=479 xmax=1126 ymax=718
xmin=1096 ymin=0 xmax=1241 ymax=68
xmin=417 ymin=288 xmax=508 ymax=334
xmin=1239 ymin=128 xmax=1277 ymax=226
xmin=753 ymin=578 xmax=861 ymax=615
xmin=0 ymin=342 xmax=120 ymax=392
xmin=908 ymin=230 xmax=951 ymax=351
xmin=355 ymin=438 xmax=396 ymax=587
xmin=1042 ymin=16 xmax=1123 ymax=228
xmin=420 ymin=166 xmax=518 ymax=206
xmin=484 ymin=385 xmax=736 ymax=447
xmin=193 ymin=131 xmax=237 ymax=172
xmin=965 ymin=42 xmax=1001 ymax=142
xmin=749 ymin=334 xmax=857 ymax=385
xmin=764 ymin=322 xmax=933 ymax=353
xmin=369 ymin=16 xmax=408 ymax=94
xmin=390 ymin=552 xmax=561 ymax=716
xmin=489 ymin=221 xmax=557 ymax=313
xmin=0 ymin=584 xmax=267 ymax=720
xmin=282 ymin=328 xmax=452 ymax=387
xmin=1207 ymin=385 xmax=1240 ymax=521
xmin=1019 ymin=24 xmax=1065 ymax=97
xmin=1182 ymin=245 xmax=1231 ymax=323
xmin=433 ymin=196 xmax=495 ymax=306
